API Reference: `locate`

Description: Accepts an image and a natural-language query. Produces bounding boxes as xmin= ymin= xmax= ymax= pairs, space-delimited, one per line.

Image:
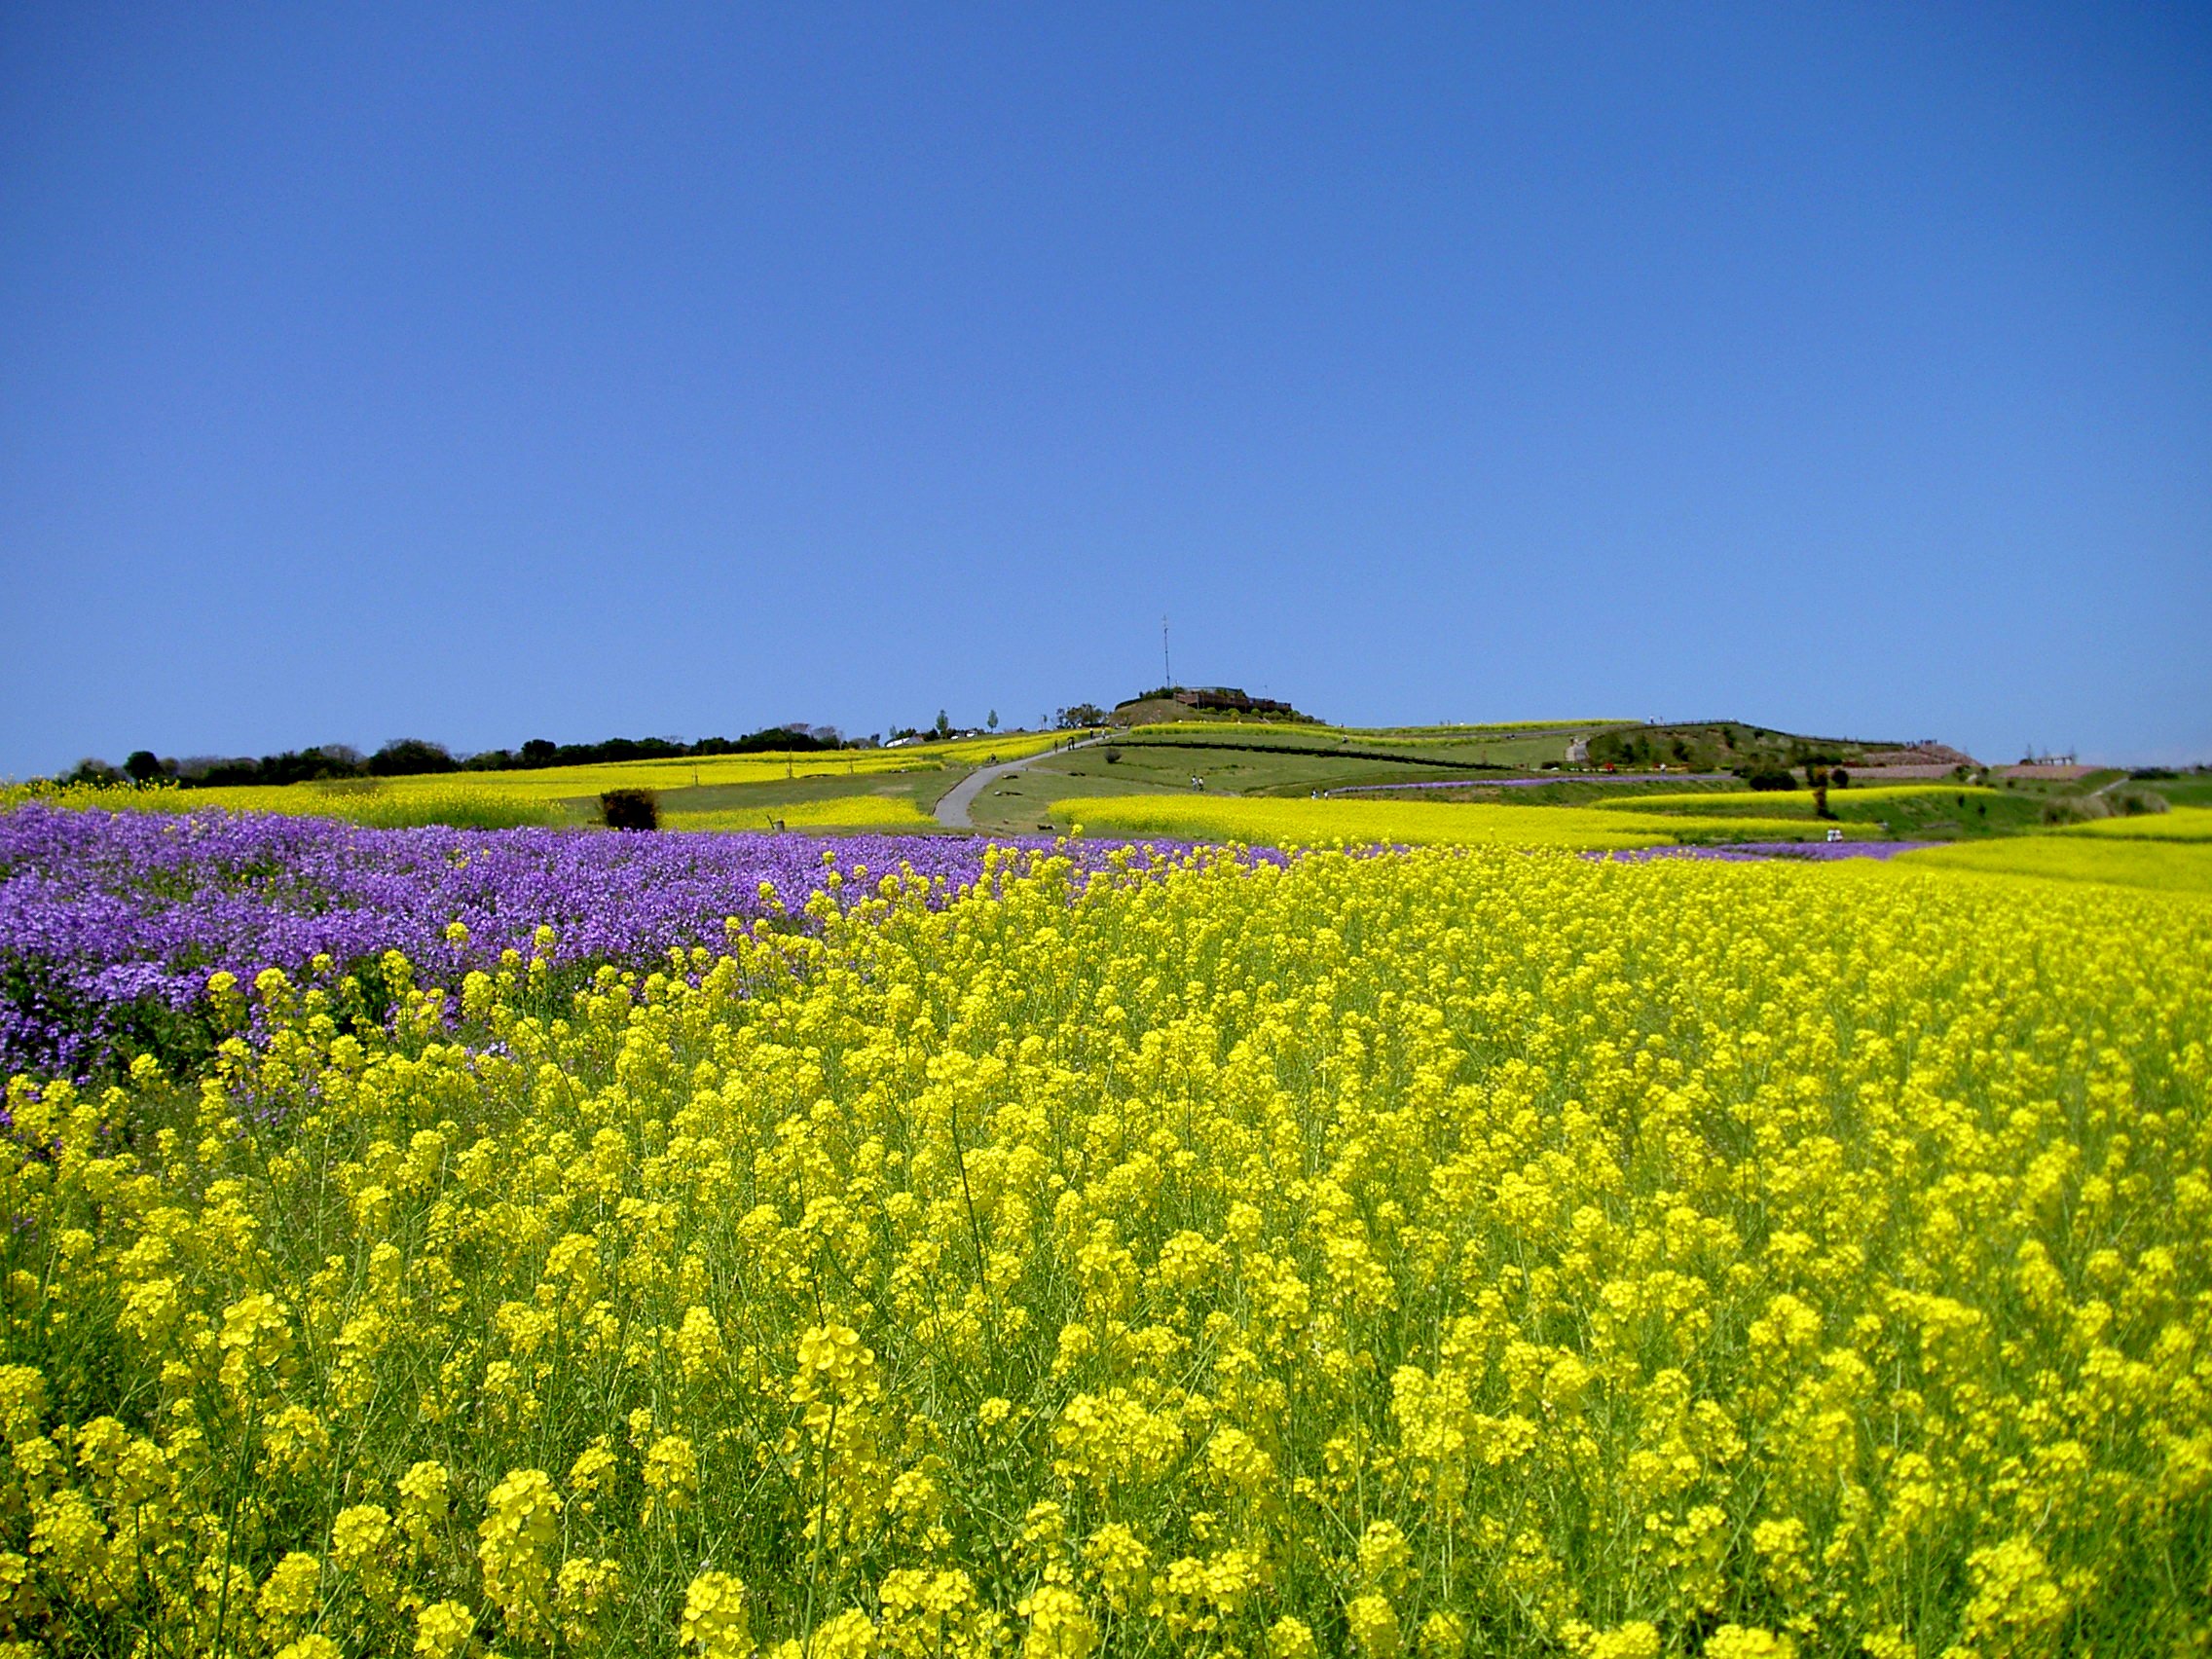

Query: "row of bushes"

xmin=62 ymin=726 xmax=863 ymax=791
xmin=1745 ymin=764 xmax=1852 ymax=792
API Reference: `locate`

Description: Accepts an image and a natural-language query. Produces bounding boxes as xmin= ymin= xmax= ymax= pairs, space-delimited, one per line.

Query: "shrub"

xmin=1747 ymin=769 xmax=1796 ymax=792
xmin=601 ymin=788 xmax=660 ymax=831
xmin=2041 ymin=795 xmax=2110 ymax=826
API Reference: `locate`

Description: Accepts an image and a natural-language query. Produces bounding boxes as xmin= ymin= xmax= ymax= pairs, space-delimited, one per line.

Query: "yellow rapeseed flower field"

xmin=197 ymin=783 xmax=569 ymax=830
xmin=1053 ymin=794 xmax=1874 ymax=849
xmin=1898 ymin=837 xmax=2212 ymax=895
xmin=667 ymin=796 xmax=940 ymax=832
xmin=0 ymin=781 xmax=567 ymax=830
xmin=1590 ymin=786 xmax=2007 ymax=817
xmin=3 ymin=845 xmax=2206 ymax=1656
xmin=166 ymin=756 xmax=930 ymax=812
xmin=923 ymin=732 xmax=1087 ymax=765
xmin=2 ymin=733 xmax=1085 ymax=830
xmin=2054 ymin=806 xmax=2212 ymax=842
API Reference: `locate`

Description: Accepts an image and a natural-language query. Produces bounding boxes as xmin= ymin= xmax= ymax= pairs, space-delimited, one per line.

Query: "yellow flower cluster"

xmin=1052 ymin=794 xmax=1873 ymax=849
xmin=1589 ymin=785 xmax=2007 ymax=816
xmin=8 ymin=731 xmax=1078 ymax=828
xmin=0 ymin=843 xmax=2206 ymax=1657
xmin=1900 ymin=836 xmax=2212 ymax=895
xmin=2057 ymin=805 xmax=2212 ymax=842
xmin=667 ymin=796 xmax=939 ymax=832
xmin=211 ymin=728 xmax=1070 ymax=810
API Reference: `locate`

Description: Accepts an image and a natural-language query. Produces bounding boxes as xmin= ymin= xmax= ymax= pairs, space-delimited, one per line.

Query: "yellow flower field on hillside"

xmin=171 ymin=755 xmax=914 ymax=809
xmin=922 ymin=732 xmax=1088 ymax=765
xmin=1591 ymin=786 xmax=2005 ymax=817
xmin=1053 ymin=793 xmax=1875 ymax=849
xmin=1898 ymin=836 xmax=2212 ymax=894
xmin=203 ymin=783 xmax=570 ymax=830
xmin=5 ymin=846 xmax=2205 ymax=1656
xmin=2053 ymin=806 xmax=2212 ymax=842
xmin=667 ymin=795 xmax=939 ymax=832
xmin=2 ymin=732 xmax=1085 ymax=829
xmin=0 ymin=780 xmax=569 ymax=830
xmin=181 ymin=739 xmax=1042 ymax=812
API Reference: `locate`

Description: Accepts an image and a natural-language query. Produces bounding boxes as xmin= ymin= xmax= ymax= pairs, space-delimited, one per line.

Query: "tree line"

xmin=66 ymin=725 xmax=861 ymax=790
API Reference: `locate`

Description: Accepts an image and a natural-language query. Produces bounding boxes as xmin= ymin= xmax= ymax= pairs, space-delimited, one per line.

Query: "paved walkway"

xmin=934 ymin=737 xmax=1099 ymax=829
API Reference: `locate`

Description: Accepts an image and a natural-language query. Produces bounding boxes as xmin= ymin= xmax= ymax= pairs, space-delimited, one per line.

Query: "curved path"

xmin=935 ymin=737 xmax=1100 ymax=829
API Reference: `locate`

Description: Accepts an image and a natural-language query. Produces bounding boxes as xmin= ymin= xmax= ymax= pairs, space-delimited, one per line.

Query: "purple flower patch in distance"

xmin=1591 ymin=841 xmax=1937 ymax=864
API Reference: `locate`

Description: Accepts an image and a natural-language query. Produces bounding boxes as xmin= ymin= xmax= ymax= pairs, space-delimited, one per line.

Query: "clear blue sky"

xmin=4 ymin=4 xmax=2207 ymax=773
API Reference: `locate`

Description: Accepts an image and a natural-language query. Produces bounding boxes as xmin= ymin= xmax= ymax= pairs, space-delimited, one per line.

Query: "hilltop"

xmin=1108 ymin=685 xmax=1323 ymax=726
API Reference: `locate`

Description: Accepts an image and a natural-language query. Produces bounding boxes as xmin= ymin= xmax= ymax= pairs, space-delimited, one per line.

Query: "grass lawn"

xmin=2143 ymin=775 xmax=2212 ymax=807
xmin=1591 ymin=784 xmax=2046 ymax=838
xmin=1341 ymin=776 xmax=1743 ymax=806
xmin=964 ymin=744 xmax=1514 ymax=833
xmin=1106 ymin=720 xmax=1613 ymax=772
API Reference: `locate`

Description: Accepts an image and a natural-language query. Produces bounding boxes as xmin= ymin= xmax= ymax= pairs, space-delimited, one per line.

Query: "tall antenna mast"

xmin=1162 ymin=614 xmax=1172 ymax=690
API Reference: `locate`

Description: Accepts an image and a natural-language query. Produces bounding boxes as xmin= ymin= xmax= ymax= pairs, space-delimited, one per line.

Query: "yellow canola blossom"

xmin=342 ymin=727 xmax=1071 ymax=797
xmin=4 ymin=731 xmax=1081 ymax=826
xmin=1053 ymin=793 xmax=1875 ymax=848
xmin=1590 ymin=785 xmax=2009 ymax=816
xmin=2055 ymin=805 xmax=2212 ymax=842
xmin=0 ymin=844 xmax=2207 ymax=1656
xmin=924 ymin=730 xmax=1091 ymax=764
xmin=667 ymin=795 xmax=940 ymax=832
xmin=1898 ymin=836 xmax=2212 ymax=895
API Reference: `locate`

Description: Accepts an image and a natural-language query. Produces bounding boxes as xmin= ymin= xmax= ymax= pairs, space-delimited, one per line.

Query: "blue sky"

xmin=3 ymin=3 xmax=2206 ymax=771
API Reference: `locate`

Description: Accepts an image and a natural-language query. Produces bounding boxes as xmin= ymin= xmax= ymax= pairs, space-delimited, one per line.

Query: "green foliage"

xmin=601 ymin=789 xmax=662 ymax=831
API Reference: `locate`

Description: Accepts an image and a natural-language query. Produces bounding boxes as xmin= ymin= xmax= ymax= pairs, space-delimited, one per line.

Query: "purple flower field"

xmin=0 ymin=804 xmax=1151 ymax=1079
xmin=1597 ymin=840 xmax=1936 ymax=863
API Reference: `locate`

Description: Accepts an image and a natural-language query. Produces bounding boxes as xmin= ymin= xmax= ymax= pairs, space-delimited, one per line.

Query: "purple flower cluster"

xmin=0 ymin=804 xmax=1132 ymax=1079
xmin=1595 ymin=840 xmax=1936 ymax=864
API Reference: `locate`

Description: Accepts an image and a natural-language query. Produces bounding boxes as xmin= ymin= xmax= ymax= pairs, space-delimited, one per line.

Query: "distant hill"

xmin=1111 ymin=686 xmax=1321 ymax=726
xmin=1092 ymin=701 xmax=1979 ymax=779
xmin=1587 ymin=722 xmax=1980 ymax=775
